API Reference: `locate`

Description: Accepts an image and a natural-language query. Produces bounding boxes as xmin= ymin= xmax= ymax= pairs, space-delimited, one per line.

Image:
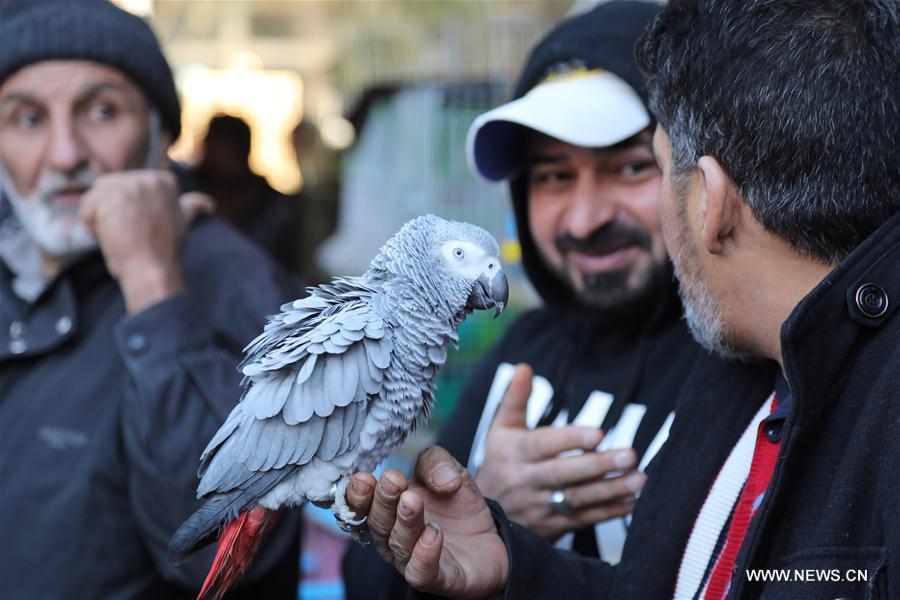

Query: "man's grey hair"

xmin=637 ymin=0 xmax=900 ymax=264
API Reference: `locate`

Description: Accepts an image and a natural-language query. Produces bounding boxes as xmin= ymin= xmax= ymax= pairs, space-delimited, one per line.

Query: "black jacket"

xmin=495 ymin=209 xmax=900 ymax=599
xmin=0 ymin=217 xmax=302 ymax=599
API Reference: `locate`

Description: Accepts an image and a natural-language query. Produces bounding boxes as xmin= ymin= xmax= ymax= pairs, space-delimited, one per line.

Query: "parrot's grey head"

xmin=370 ymin=214 xmax=509 ymax=319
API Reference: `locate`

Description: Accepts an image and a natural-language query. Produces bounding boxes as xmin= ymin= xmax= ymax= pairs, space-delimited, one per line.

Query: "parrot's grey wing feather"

xmin=259 ymin=422 xmax=284 ymax=472
xmin=292 ymin=413 xmax=326 ymax=465
xmin=198 ymin=406 xmax=242 ymax=469
xmin=248 ymin=374 xmax=294 ymax=421
xmin=286 ymin=362 xmax=323 ymax=424
xmin=296 ymin=353 xmax=317 ymax=384
xmin=196 ymin=280 xmax=392 ymax=498
xmin=316 ymin=406 xmax=344 ymax=462
xmin=337 ymin=403 xmax=357 ymax=456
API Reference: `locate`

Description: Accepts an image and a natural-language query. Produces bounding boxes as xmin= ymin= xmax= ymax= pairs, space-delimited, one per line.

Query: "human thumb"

xmin=492 ymin=363 xmax=533 ymax=430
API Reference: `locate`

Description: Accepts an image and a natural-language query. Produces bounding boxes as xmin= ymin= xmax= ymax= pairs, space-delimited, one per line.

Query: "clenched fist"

xmin=80 ymin=170 xmax=212 ymax=314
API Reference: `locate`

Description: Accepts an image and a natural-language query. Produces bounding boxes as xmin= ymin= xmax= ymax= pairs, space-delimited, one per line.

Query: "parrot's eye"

xmin=453 ymin=247 xmax=465 ymax=259
xmin=488 ymin=262 xmax=495 ymax=271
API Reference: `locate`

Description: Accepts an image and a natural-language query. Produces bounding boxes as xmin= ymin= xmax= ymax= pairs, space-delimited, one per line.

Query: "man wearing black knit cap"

xmin=343 ymin=3 xmax=705 ymax=598
xmin=0 ymin=1 xmax=301 ymax=598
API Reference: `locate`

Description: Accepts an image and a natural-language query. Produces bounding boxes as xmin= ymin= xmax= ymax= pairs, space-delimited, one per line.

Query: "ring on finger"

xmin=549 ymin=488 xmax=574 ymax=517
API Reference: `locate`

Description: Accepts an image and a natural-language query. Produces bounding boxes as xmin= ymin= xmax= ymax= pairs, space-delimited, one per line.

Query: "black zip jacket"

xmin=494 ymin=209 xmax=900 ymax=599
xmin=0 ymin=217 xmax=302 ymax=599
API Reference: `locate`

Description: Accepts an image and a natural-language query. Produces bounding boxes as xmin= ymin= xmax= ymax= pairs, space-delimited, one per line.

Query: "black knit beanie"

xmin=0 ymin=0 xmax=181 ymax=139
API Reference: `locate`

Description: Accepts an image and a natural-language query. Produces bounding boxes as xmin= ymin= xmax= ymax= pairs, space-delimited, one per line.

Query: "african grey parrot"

xmin=169 ymin=214 xmax=508 ymax=600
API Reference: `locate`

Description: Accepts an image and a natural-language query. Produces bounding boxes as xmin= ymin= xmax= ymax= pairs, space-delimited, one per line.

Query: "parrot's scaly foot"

xmin=331 ymin=478 xmax=369 ymax=544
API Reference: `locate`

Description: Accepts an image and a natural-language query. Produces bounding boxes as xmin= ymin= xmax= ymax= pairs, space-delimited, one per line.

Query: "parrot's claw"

xmin=336 ymin=511 xmax=370 ymax=546
xmin=336 ymin=512 xmax=370 ymax=545
xmin=335 ymin=508 xmax=370 ymax=545
xmin=337 ymin=513 xmax=368 ymax=530
xmin=330 ymin=477 xmax=370 ymax=544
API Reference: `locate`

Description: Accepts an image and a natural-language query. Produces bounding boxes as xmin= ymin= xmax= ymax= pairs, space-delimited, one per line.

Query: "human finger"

xmin=570 ymin=494 xmax=639 ymax=526
xmin=520 ymin=425 xmax=604 ymax=461
xmin=178 ymin=191 xmax=215 ymax=223
xmin=554 ymin=470 xmax=646 ymax=512
xmin=78 ymin=189 xmax=99 ymax=233
xmin=345 ymin=472 xmax=376 ymax=519
xmin=413 ymin=446 xmax=463 ymax=495
xmin=403 ymin=521 xmax=444 ymax=593
xmin=491 ymin=364 xmax=533 ymax=429
xmin=531 ymin=448 xmax=636 ymax=488
xmin=366 ymin=470 xmax=408 ymax=560
xmin=388 ymin=490 xmax=427 ymax=569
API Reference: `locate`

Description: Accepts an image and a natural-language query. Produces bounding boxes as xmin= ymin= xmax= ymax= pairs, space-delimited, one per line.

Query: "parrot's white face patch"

xmin=440 ymin=240 xmax=498 ymax=279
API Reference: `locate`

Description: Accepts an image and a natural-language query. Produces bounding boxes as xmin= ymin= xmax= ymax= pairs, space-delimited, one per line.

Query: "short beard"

xmin=569 ymin=262 xmax=666 ymax=311
xmin=1 ymin=165 xmax=99 ymax=259
xmin=670 ymin=175 xmax=747 ymax=361
xmin=553 ymin=219 xmax=666 ymax=311
xmin=674 ymin=251 xmax=741 ymax=359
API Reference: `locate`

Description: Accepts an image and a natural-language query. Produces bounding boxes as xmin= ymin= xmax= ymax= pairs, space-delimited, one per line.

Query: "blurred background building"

xmin=112 ymin=1 xmax=602 ymax=598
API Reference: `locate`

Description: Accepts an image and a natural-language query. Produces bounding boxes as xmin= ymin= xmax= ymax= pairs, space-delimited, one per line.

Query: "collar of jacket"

xmin=780 ymin=209 xmax=900 ymax=425
xmin=0 ymin=253 xmax=107 ymax=361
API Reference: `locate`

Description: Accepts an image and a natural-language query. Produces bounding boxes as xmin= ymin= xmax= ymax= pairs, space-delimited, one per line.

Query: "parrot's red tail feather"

xmin=196 ymin=506 xmax=279 ymax=600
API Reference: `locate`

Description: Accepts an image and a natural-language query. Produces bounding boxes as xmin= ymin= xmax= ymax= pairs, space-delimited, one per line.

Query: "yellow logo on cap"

xmin=538 ymin=65 xmax=605 ymax=86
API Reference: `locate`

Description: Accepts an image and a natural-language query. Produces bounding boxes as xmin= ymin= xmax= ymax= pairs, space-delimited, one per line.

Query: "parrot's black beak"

xmin=470 ymin=270 xmax=509 ymax=319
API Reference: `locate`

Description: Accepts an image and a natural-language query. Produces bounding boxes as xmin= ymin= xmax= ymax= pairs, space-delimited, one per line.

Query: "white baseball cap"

xmin=466 ymin=68 xmax=651 ymax=182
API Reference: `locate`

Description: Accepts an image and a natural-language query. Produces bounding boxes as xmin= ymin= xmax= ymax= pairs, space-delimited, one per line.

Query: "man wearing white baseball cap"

xmin=343 ymin=3 xmax=708 ymax=598
xmin=468 ymin=62 xmax=651 ymax=183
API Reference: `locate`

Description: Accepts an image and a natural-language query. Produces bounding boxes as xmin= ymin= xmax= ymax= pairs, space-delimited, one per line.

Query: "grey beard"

xmin=671 ymin=239 xmax=747 ymax=362
xmin=678 ymin=272 xmax=729 ymax=357
xmin=1 ymin=164 xmax=99 ymax=260
xmin=668 ymin=173 xmax=748 ymax=361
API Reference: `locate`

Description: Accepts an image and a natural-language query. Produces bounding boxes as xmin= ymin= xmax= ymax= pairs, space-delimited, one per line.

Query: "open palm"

xmin=349 ymin=446 xmax=509 ymax=599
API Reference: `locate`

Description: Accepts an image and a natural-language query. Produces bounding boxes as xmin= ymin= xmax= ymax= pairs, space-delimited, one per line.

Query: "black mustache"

xmin=555 ymin=221 xmax=652 ymax=255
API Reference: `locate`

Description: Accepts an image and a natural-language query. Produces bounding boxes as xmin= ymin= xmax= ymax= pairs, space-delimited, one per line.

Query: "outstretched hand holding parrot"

xmin=169 ymin=215 xmax=508 ymax=600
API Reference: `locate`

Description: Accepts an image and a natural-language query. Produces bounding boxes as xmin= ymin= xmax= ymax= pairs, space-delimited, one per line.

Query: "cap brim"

xmin=467 ymin=71 xmax=651 ymax=182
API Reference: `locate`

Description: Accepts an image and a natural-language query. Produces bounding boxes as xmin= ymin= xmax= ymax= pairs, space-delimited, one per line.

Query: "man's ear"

xmin=697 ymin=156 xmax=738 ymax=255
